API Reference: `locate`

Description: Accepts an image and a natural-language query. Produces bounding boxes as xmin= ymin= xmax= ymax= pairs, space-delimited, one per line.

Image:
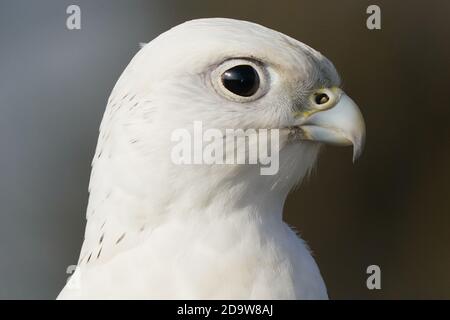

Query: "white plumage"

xmin=58 ymin=18 xmax=365 ymax=299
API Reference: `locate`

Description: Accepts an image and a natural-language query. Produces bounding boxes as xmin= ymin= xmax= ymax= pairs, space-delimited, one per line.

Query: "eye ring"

xmin=211 ymin=58 xmax=269 ymax=103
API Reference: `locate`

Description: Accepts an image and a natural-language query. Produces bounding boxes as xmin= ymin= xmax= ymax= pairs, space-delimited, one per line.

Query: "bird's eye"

xmin=211 ymin=59 xmax=268 ymax=102
xmin=221 ymin=65 xmax=260 ymax=97
xmin=314 ymin=93 xmax=330 ymax=105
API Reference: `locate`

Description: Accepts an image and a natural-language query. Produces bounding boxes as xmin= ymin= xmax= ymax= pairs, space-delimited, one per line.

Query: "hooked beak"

xmin=297 ymin=93 xmax=366 ymax=161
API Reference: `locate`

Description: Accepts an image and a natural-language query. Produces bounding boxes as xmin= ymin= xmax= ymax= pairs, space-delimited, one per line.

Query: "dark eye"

xmin=314 ymin=93 xmax=330 ymax=105
xmin=221 ymin=65 xmax=260 ymax=97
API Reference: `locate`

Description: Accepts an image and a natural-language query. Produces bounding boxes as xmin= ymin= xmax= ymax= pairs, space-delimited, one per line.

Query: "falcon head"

xmin=100 ymin=18 xmax=365 ymax=206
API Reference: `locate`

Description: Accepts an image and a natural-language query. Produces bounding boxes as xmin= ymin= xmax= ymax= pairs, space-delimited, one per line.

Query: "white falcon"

xmin=58 ymin=18 xmax=365 ymax=299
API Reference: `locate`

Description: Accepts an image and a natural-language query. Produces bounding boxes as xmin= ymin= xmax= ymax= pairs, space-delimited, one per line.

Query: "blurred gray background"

xmin=1 ymin=0 xmax=449 ymax=299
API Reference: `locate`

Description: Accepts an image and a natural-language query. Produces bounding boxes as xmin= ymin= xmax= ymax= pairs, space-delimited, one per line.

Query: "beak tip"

xmin=351 ymin=136 xmax=365 ymax=163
